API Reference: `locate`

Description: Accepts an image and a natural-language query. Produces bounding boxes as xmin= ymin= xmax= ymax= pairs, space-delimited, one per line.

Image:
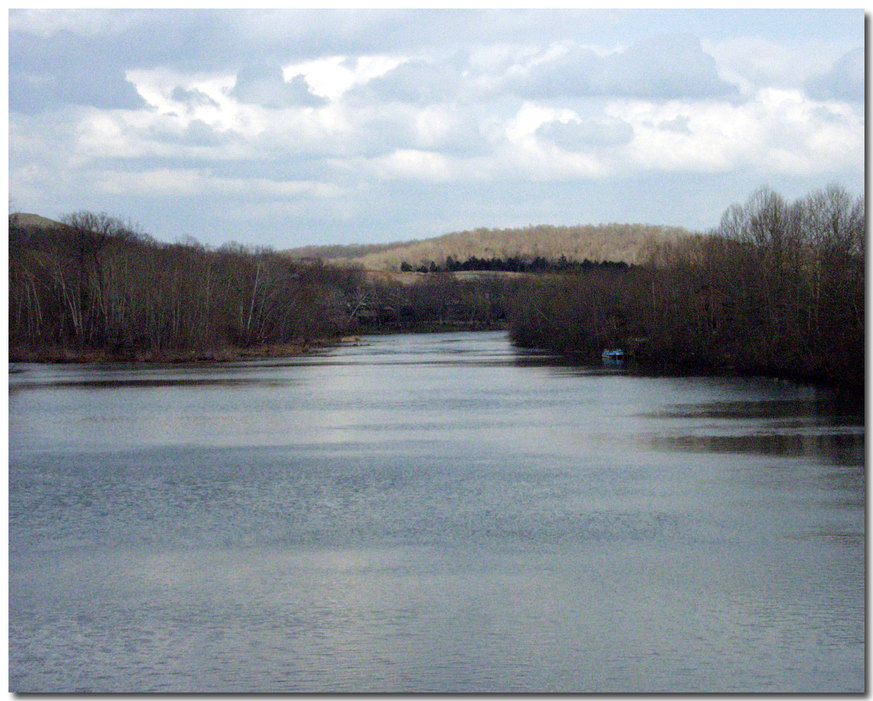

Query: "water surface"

xmin=9 ymin=331 xmax=865 ymax=692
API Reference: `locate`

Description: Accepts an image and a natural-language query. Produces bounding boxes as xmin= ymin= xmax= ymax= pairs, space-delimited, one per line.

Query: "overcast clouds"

xmin=8 ymin=9 xmax=864 ymax=248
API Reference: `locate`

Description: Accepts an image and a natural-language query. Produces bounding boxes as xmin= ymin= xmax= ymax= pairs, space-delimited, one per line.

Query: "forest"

xmin=9 ymin=212 xmax=363 ymax=361
xmin=508 ymin=185 xmax=864 ymax=389
xmin=9 ymin=184 xmax=864 ymax=388
xmin=8 ymin=211 xmax=514 ymax=361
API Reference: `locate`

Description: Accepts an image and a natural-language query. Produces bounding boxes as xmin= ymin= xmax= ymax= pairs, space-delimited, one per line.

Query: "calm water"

xmin=8 ymin=331 xmax=865 ymax=692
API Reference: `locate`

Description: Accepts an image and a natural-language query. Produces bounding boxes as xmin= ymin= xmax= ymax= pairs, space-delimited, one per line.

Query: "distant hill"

xmin=282 ymin=240 xmax=412 ymax=261
xmin=9 ymin=213 xmax=63 ymax=230
xmin=284 ymin=223 xmax=694 ymax=271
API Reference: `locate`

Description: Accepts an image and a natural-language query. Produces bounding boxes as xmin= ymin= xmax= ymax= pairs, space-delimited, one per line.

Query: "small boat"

xmin=601 ymin=348 xmax=625 ymax=365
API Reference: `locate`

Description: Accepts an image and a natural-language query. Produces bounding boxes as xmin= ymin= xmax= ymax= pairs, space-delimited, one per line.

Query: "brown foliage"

xmin=9 ymin=213 xmax=362 ymax=360
xmin=508 ymin=186 xmax=864 ymax=388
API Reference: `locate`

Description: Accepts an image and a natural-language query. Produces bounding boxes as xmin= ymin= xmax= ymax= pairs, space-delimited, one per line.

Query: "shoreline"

xmin=8 ymin=340 xmax=344 ymax=365
xmin=9 ymin=333 xmax=864 ymax=398
xmin=9 ymin=324 xmax=508 ymax=365
xmin=551 ymin=349 xmax=865 ymax=397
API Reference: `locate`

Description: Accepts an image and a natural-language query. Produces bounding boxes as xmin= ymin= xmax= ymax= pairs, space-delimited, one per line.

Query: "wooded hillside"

xmin=285 ymin=223 xmax=692 ymax=270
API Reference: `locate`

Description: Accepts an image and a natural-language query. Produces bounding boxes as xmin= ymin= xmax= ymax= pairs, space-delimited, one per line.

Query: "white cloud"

xmin=610 ymin=88 xmax=863 ymax=176
xmin=412 ymin=105 xmax=490 ymax=156
xmin=8 ymin=10 xmax=865 ymax=246
xmin=354 ymin=150 xmax=456 ymax=182
xmin=283 ymin=55 xmax=404 ymax=100
xmin=73 ymin=108 xmax=254 ymax=163
xmin=126 ymin=69 xmax=242 ymax=128
xmin=504 ymin=102 xmax=580 ymax=144
xmin=706 ymin=37 xmax=860 ymax=96
xmin=482 ymin=103 xmax=613 ymax=179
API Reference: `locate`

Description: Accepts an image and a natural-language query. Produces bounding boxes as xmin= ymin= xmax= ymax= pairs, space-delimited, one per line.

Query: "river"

xmin=8 ymin=331 xmax=865 ymax=692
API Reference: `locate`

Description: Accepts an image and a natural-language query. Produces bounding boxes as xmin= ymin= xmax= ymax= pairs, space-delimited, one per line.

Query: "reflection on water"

xmin=637 ymin=391 xmax=863 ymax=465
xmin=643 ymin=430 xmax=863 ymax=462
xmin=645 ymin=397 xmax=862 ymax=421
xmin=10 ymin=377 xmax=297 ymax=391
xmin=9 ymin=331 xmax=865 ymax=693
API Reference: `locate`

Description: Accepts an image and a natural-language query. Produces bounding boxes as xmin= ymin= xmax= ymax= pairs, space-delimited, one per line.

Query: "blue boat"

xmin=601 ymin=348 xmax=625 ymax=365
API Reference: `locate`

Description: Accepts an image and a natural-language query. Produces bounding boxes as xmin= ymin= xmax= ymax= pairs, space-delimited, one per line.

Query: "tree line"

xmin=9 ymin=212 xmax=362 ymax=360
xmin=507 ymin=185 xmax=864 ymax=388
xmin=400 ymin=254 xmax=630 ymax=274
xmin=10 ymin=184 xmax=864 ymax=388
xmin=347 ymin=272 xmax=512 ymax=332
xmin=8 ymin=211 xmax=512 ymax=360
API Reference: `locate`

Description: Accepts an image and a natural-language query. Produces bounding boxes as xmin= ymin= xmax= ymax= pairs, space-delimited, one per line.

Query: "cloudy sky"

xmin=8 ymin=9 xmax=865 ymax=249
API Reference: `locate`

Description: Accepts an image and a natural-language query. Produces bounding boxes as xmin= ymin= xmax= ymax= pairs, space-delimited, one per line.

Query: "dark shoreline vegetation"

xmin=508 ymin=186 xmax=864 ymax=391
xmin=9 ymin=211 xmax=515 ymax=364
xmin=9 ymin=185 xmax=863 ymax=390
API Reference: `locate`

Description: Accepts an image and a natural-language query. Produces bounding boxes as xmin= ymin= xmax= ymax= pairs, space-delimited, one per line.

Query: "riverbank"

xmin=8 ymin=327 xmax=508 ymax=364
xmin=8 ymin=339 xmax=350 ymax=364
xmin=356 ymin=319 xmax=508 ymax=335
xmin=535 ymin=345 xmax=865 ymax=397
